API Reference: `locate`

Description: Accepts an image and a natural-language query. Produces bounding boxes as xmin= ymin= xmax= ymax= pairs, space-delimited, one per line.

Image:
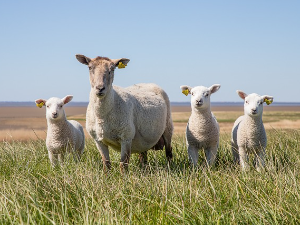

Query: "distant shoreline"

xmin=1 ymin=101 xmax=300 ymax=107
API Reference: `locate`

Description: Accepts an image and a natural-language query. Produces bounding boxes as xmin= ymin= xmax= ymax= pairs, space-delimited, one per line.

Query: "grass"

xmin=0 ymin=130 xmax=300 ymax=224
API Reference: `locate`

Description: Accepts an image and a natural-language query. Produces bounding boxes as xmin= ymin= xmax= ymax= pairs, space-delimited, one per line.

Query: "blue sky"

xmin=0 ymin=1 xmax=299 ymax=102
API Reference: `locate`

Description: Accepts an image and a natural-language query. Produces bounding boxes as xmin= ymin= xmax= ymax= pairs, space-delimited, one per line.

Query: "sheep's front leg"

xmin=255 ymin=148 xmax=265 ymax=172
xmin=204 ymin=145 xmax=218 ymax=167
xmin=231 ymin=142 xmax=240 ymax=164
xmin=188 ymin=145 xmax=199 ymax=167
xmin=239 ymin=146 xmax=249 ymax=171
xmin=95 ymin=141 xmax=111 ymax=171
xmin=48 ymin=151 xmax=59 ymax=167
xmin=139 ymin=151 xmax=148 ymax=166
xmin=120 ymin=140 xmax=132 ymax=173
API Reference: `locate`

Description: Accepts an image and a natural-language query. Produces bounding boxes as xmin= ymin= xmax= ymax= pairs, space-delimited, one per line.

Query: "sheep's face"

xmin=76 ymin=54 xmax=130 ymax=99
xmin=180 ymin=84 xmax=221 ymax=111
xmin=36 ymin=96 xmax=73 ymax=121
xmin=237 ymin=91 xmax=273 ymax=118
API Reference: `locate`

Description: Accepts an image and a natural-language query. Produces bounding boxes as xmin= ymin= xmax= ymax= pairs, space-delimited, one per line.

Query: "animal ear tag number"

xmin=36 ymin=102 xmax=44 ymax=108
xmin=118 ymin=62 xmax=126 ymax=69
xmin=264 ymin=99 xmax=273 ymax=105
xmin=182 ymin=89 xmax=189 ymax=96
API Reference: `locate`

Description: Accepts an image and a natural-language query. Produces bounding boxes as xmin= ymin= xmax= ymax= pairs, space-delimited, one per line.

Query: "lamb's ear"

xmin=209 ymin=84 xmax=221 ymax=94
xmin=237 ymin=90 xmax=247 ymax=100
xmin=111 ymin=58 xmax=130 ymax=69
xmin=76 ymin=54 xmax=91 ymax=65
xmin=35 ymin=99 xmax=46 ymax=108
xmin=62 ymin=95 xmax=73 ymax=105
xmin=180 ymin=85 xmax=192 ymax=96
xmin=262 ymin=95 xmax=273 ymax=105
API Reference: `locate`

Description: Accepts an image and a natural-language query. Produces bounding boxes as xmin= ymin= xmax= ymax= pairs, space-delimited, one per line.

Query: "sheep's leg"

xmin=139 ymin=151 xmax=148 ymax=166
xmin=239 ymin=147 xmax=249 ymax=171
xmin=95 ymin=141 xmax=111 ymax=171
xmin=58 ymin=153 xmax=65 ymax=166
xmin=255 ymin=148 xmax=265 ymax=172
xmin=204 ymin=145 xmax=218 ymax=167
xmin=162 ymin=134 xmax=173 ymax=162
xmin=48 ymin=151 xmax=59 ymax=167
xmin=188 ymin=145 xmax=199 ymax=167
xmin=120 ymin=140 xmax=132 ymax=173
xmin=231 ymin=142 xmax=240 ymax=164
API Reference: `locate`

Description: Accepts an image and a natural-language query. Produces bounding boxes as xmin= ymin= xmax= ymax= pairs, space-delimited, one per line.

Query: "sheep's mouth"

xmin=195 ymin=103 xmax=203 ymax=107
xmin=52 ymin=115 xmax=58 ymax=119
xmin=96 ymin=93 xmax=105 ymax=98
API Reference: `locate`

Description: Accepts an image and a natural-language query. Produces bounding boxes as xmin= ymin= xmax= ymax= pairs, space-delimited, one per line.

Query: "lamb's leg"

xmin=58 ymin=153 xmax=64 ymax=166
xmin=95 ymin=141 xmax=111 ymax=171
xmin=48 ymin=151 xmax=59 ymax=167
xmin=120 ymin=140 xmax=132 ymax=173
xmin=231 ymin=141 xmax=240 ymax=164
xmin=255 ymin=148 xmax=265 ymax=172
xmin=139 ymin=151 xmax=148 ymax=166
xmin=188 ymin=145 xmax=199 ymax=167
xmin=239 ymin=147 xmax=249 ymax=171
xmin=204 ymin=145 xmax=218 ymax=167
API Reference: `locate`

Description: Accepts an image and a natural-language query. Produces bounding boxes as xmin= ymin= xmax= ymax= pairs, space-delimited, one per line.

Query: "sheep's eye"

xmin=191 ymin=92 xmax=194 ymax=96
xmin=47 ymin=105 xmax=49 ymax=108
xmin=89 ymin=66 xmax=92 ymax=70
xmin=205 ymin=93 xmax=209 ymax=97
xmin=245 ymin=101 xmax=248 ymax=104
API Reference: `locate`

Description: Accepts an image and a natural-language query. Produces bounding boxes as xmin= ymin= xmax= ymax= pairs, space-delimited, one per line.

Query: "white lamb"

xmin=231 ymin=90 xmax=273 ymax=171
xmin=75 ymin=54 xmax=173 ymax=172
xmin=180 ymin=84 xmax=221 ymax=167
xmin=35 ymin=95 xmax=85 ymax=166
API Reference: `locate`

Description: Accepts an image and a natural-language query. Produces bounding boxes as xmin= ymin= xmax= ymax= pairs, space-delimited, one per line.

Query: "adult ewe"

xmin=231 ymin=90 xmax=273 ymax=171
xmin=180 ymin=84 xmax=221 ymax=167
xmin=35 ymin=95 xmax=85 ymax=166
xmin=76 ymin=54 xmax=173 ymax=172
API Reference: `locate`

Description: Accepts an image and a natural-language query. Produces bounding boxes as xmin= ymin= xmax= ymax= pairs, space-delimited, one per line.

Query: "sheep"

xmin=180 ymin=84 xmax=221 ymax=167
xmin=35 ymin=95 xmax=85 ymax=166
xmin=231 ymin=90 xmax=273 ymax=171
xmin=75 ymin=54 xmax=173 ymax=172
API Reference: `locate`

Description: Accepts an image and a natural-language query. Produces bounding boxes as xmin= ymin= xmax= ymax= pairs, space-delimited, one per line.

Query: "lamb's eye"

xmin=205 ymin=93 xmax=209 ymax=97
xmin=47 ymin=105 xmax=49 ymax=108
xmin=245 ymin=101 xmax=248 ymax=104
xmin=89 ymin=66 xmax=92 ymax=70
xmin=191 ymin=92 xmax=194 ymax=96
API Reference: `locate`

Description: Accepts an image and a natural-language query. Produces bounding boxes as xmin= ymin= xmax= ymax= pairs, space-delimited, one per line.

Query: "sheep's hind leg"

xmin=120 ymin=140 xmax=132 ymax=173
xmin=231 ymin=142 xmax=240 ymax=165
xmin=95 ymin=141 xmax=111 ymax=172
xmin=188 ymin=145 xmax=199 ymax=168
xmin=48 ymin=151 xmax=59 ymax=167
xmin=204 ymin=145 xmax=218 ymax=167
xmin=255 ymin=148 xmax=265 ymax=172
xmin=139 ymin=151 xmax=148 ymax=166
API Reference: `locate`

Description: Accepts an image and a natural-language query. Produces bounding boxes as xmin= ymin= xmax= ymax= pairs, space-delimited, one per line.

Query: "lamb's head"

xmin=76 ymin=54 xmax=130 ymax=98
xmin=237 ymin=90 xmax=273 ymax=117
xmin=180 ymin=84 xmax=221 ymax=110
xmin=35 ymin=95 xmax=73 ymax=121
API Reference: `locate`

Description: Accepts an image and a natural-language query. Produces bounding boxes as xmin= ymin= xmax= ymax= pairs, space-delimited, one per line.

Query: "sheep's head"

xmin=237 ymin=91 xmax=273 ymax=117
xmin=180 ymin=84 xmax=221 ymax=110
xmin=35 ymin=95 xmax=73 ymax=121
xmin=76 ymin=54 xmax=130 ymax=99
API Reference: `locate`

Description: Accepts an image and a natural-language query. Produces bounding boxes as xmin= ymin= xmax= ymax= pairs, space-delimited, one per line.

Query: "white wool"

xmin=35 ymin=96 xmax=85 ymax=166
xmin=231 ymin=91 xmax=273 ymax=171
xmin=180 ymin=84 xmax=221 ymax=167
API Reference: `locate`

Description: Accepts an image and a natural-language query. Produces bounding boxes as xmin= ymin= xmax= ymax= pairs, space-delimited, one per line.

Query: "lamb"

xmin=35 ymin=95 xmax=85 ymax=166
xmin=180 ymin=84 xmax=221 ymax=167
xmin=231 ymin=90 xmax=273 ymax=171
xmin=75 ymin=54 xmax=173 ymax=172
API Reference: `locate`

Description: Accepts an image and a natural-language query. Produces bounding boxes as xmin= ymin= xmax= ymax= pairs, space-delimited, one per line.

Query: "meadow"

xmin=1 ymin=106 xmax=300 ymax=224
xmin=0 ymin=130 xmax=300 ymax=224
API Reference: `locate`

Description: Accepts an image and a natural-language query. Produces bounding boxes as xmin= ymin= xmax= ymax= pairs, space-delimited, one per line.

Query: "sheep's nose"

xmin=196 ymin=99 xmax=203 ymax=105
xmin=251 ymin=109 xmax=257 ymax=114
xmin=96 ymin=86 xmax=105 ymax=96
xmin=52 ymin=112 xmax=58 ymax=118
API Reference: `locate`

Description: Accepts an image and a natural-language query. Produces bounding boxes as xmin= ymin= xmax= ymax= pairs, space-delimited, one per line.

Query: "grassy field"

xmin=0 ymin=130 xmax=300 ymax=224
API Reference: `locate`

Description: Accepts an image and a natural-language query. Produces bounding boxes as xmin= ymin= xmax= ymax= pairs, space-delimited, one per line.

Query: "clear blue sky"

xmin=0 ymin=1 xmax=299 ymax=102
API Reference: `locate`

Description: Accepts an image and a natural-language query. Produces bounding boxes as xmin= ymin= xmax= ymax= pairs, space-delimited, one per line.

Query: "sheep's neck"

xmin=190 ymin=108 xmax=213 ymax=121
xmin=243 ymin=115 xmax=264 ymax=131
xmin=91 ymin=88 xmax=114 ymax=119
xmin=47 ymin=118 xmax=69 ymax=138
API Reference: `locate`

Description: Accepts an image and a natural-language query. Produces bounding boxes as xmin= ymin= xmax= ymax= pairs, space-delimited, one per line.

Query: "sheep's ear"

xmin=262 ymin=95 xmax=273 ymax=105
xmin=180 ymin=85 xmax=192 ymax=96
xmin=35 ymin=99 xmax=46 ymax=108
xmin=237 ymin=90 xmax=247 ymax=100
xmin=209 ymin=84 xmax=221 ymax=94
xmin=62 ymin=95 xmax=73 ymax=105
xmin=76 ymin=54 xmax=91 ymax=65
xmin=112 ymin=58 xmax=130 ymax=69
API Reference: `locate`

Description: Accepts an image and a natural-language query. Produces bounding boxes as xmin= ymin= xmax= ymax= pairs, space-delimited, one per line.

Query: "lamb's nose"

xmin=251 ymin=109 xmax=257 ymax=114
xmin=52 ymin=112 xmax=57 ymax=116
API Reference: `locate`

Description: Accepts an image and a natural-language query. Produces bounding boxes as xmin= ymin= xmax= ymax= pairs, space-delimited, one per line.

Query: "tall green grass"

xmin=0 ymin=130 xmax=300 ymax=224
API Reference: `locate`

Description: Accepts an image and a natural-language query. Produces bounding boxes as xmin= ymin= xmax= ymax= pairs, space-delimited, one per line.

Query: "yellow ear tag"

xmin=182 ymin=89 xmax=189 ymax=96
xmin=36 ymin=102 xmax=44 ymax=108
xmin=264 ymin=99 xmax=273 ymax=105
xmin=118 ymin=62 xmax=126 ymax=69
